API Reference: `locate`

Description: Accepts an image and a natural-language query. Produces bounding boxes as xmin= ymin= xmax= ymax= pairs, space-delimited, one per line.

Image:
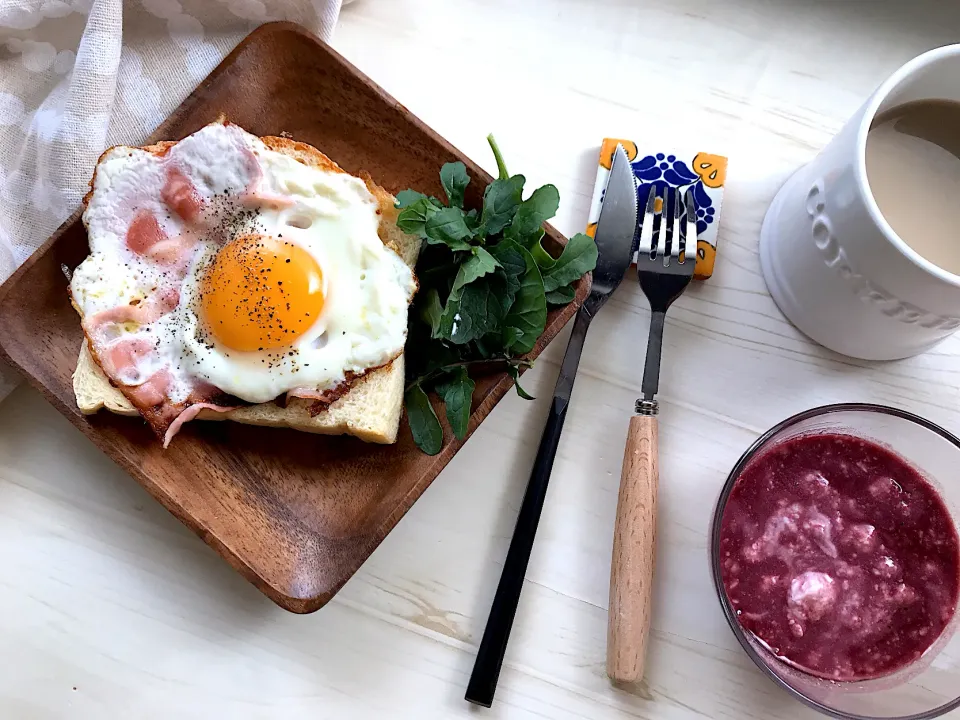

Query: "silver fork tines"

xmin=657 ymin=187 xmax=673 ymax=265
xmin=637 ymin=185 xmax=698 ymax=267
xmin=683 ymin=186 xmax=697 ymax=265
xmin=638 ymin=185 xmax=657 ymax=256
xmin=668 ymin=187 xmax=681 ymax=265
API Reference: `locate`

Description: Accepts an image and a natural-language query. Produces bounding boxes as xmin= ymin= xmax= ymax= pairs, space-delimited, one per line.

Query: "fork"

xmin=607 ymin=184 xmax=698 ymax=684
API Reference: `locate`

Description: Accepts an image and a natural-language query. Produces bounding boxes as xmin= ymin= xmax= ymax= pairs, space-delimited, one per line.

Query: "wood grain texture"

xmin=0 ymin=22 xmax=588 ymax=614
xmin=6 ymin=1 xmax=960 ymax=718
xmin=607 ymin=415 xmax=658 ymax=684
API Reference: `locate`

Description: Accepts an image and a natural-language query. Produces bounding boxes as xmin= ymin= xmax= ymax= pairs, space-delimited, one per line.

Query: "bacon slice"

xmin=288 ymin=358 xmax=400 ymax=417
xmin=84 ymin=332 xmax=246 ymax=443
xmin=288 ymin=380 xmax=351 ymax=414
xmin=126 ymin=211 xmax=166 ymax=254
xmin=84 ymin=287 xmax=179 ymax=340
xmin=126 ymin=369 xmax=172 ymax=407
xmin=146 ymin=234 xmax=198 ymax=267
xmin=83 ymin=310 xmax=247 ymax=444
xmin=235 ymin=138 xmax=295 ymax=210
xmin=286 ymin=387 xmax=342 ymax=402
xmin=80 ymin=286 xmax=239 ymax=443
xmin=104 ymin=336 xmax=156 ymax=383
xmin=162 ymin=402 xmax=237 ymax=448
xmin=161 ymin=165 xmax=204 ymax=222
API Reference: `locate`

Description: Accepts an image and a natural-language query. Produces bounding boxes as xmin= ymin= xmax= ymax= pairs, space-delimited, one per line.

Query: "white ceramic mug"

xmin=760 ymin=44 xmax=960 ymax=360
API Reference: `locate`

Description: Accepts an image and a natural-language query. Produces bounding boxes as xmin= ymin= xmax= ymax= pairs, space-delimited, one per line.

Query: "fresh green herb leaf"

xmin=436 ymin=367 xmax=475 ymax=440
xmin=455 ymin=247 xmax=500 ymax=291
xmin=541 ymin=232 xmax=599 ymax=292
xmin=397 ymin=197 xmax=440 ymax=238
xmin=396 ymin=189 xmax=428 ymax=208
xmin=464 ymin=208 xmax=480 ymax=233
xmin=440 ymin=162 xmax=470 ymax=208
xmin=508 ymin=184 xmax=559 ymax=240
xmin=545 ymin=284 xmax=576 ymax=305
xmin=439 ymin=272 xmax=512 ymax=344
xmin=435 ymin=247 xmax=503 ymax=343
xmin=527 ymin=230 xmax=558 ymax=272
xmin=487 ymin=238 xmax=525 ymax=297
xmin=420 ymin=288 xmax=444 ymax=337
xmin=503 ymin=327 xmax=524 ymax=349
xmin=480 ymin=175 xmax=525 ymax=236
xmin=405 ymin=384 xmax=443 ymax=455
xmin=487 ymin=133 xmax=509 ymax=180
xmin=436 ymin=251 xmax=508 ymax=345
xmin=499 ymin=242 xmax=546 ymax=354
xmin=424 ymin=207 xmax=474 ymax=250
xmin=507 ymin=364 xmax=535 ymax=400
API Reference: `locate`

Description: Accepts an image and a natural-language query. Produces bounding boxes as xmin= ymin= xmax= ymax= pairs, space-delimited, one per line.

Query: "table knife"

xmin=465 ymin=144 xmax=639 ymax=707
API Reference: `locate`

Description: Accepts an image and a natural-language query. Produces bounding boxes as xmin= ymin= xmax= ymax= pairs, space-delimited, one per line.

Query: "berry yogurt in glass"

xmin=718 ymin=432 xmax=960 ymax=682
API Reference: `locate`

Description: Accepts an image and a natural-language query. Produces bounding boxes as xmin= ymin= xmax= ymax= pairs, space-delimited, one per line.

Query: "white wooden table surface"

xmin=4 ymin=1 xmax=960 ymax=718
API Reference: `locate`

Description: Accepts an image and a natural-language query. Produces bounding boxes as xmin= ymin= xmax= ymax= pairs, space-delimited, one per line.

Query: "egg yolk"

xmin=200 ymin=233 xmax=324 ymax=352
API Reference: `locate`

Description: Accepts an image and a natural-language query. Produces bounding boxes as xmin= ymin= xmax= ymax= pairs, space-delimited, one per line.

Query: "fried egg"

xmin=71 ymin=122 xmax=416 ymax=407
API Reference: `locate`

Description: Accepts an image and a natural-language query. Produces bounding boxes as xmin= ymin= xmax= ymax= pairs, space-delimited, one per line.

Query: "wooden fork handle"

xmin=607 ymin=414 xmax=659 ymax=684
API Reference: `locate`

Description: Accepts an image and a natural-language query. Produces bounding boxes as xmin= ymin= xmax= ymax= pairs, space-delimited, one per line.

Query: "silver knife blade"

xmin=588 ymin=144 xmax=638 ymax=307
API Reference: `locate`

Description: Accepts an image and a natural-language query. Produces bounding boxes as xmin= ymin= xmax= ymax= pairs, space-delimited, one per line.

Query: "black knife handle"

xmin=465 ymin=307 xmax=592 ymax=707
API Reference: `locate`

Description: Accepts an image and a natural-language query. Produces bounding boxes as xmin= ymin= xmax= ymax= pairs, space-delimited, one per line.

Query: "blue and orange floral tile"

xmin=586 ymin=138 xmax=727 ymax=280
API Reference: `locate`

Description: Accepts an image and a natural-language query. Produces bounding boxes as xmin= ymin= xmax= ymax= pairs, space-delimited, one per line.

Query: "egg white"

xmin=71 ymin=123 xmax=416 ymax=406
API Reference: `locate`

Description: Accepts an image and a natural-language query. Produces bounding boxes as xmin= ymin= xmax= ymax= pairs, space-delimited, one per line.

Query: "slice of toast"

xmin=74 ymin=132 xmax=420 ymax=444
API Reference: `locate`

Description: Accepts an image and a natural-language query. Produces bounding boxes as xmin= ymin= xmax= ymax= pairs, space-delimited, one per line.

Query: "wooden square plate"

xmin=0 ymin=22 xmax=587 ymax=613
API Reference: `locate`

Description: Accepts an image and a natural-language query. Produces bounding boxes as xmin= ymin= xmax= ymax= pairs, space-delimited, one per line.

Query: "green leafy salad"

xmin=396 ymin=136 xmax=598 ymax=454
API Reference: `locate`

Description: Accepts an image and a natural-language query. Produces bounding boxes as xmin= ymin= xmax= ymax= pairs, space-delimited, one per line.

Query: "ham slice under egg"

xmin=70 ymin=120 xmax=416 ymax=446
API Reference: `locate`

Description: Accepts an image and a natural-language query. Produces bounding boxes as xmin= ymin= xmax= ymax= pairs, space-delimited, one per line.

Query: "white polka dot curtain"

xmin=0 ymin=0 xmax=345 ymax=402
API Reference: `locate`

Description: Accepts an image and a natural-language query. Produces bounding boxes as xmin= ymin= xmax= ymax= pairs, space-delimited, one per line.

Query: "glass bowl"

xmin=710 ymin=404 xmax=960 ymax=720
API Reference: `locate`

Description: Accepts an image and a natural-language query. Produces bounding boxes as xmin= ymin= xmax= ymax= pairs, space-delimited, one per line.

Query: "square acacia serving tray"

xmin=0 ymin=22 xmax=588 ymax=613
